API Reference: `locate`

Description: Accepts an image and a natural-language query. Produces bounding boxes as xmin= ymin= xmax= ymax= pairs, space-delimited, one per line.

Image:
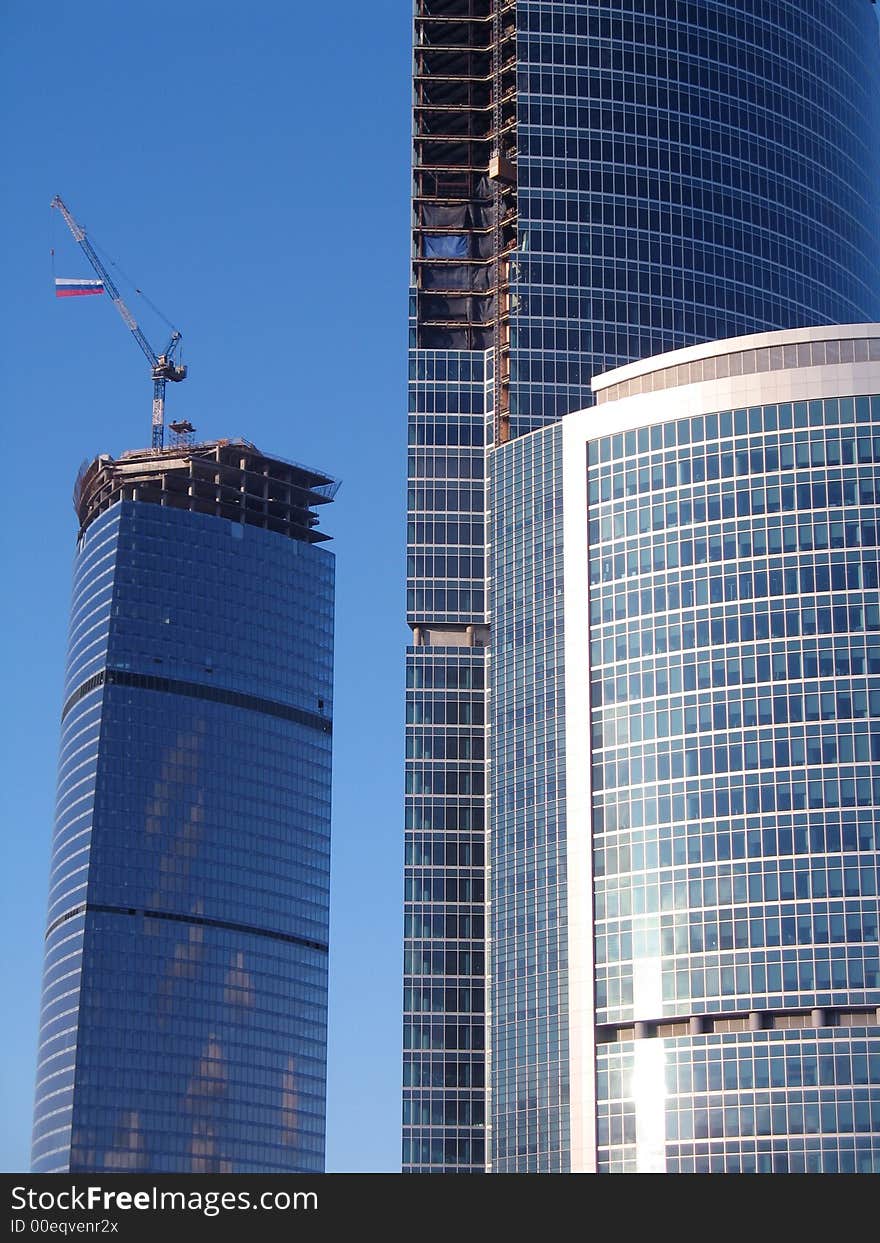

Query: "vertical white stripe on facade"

xmin=562 ymin=413 xmax=597 ymax=1172
xmin=632 ymin=1039 xmax=667 ymax=1172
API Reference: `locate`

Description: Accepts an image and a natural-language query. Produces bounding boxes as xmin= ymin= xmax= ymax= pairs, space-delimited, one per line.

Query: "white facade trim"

xmin=571 ymin=362 xmax=880 ymax=442
xmin=561 ymin=413 xmax=597 ymax=1173
xmin=592 ymin=322 xmax=880 ymax=391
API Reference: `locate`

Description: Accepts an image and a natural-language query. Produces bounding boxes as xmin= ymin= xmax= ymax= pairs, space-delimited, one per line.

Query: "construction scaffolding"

xmin=73 ymin=441 xmax=339 ymax=545
xmin=412 ymin=0 xmax=518 ymax=442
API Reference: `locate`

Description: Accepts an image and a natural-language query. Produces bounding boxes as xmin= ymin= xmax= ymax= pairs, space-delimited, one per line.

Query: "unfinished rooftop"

xmin=74 ymin=439 xmax=339 ymax=544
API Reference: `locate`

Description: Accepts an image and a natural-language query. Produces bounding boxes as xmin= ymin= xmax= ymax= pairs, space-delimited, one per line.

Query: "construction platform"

xmin=74 ymin=439 xmax=339 ymax=544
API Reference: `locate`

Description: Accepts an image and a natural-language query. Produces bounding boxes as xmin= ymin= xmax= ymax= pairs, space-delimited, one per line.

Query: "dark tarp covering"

xmin=421 ymin=293 xmax=472 ymax=320
xmin=472 ymin=176 xmax=497 ymax=228
xmin=421 ymin=0 xmax=491 ymax=17
xmin=421 ymin=326 xmax=470 ymax=349
xmin=421 ymin=202 xmax=469 ymax=228
xmin=470 ymin=327 xmax=494 ymax=350
xmin=419 ymin=293 xmax=497 ymax=323
xmin=471 ymin=263 xmax=496 ymax=291
xmin=421 ymin=264 xmax=471 ymax=291
xmin=421 ymin=262 xmax=497 ymax=292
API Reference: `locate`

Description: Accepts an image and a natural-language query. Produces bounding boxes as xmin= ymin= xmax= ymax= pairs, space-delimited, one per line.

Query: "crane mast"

xmin=51 ymin=195 xmax=187 ymax=450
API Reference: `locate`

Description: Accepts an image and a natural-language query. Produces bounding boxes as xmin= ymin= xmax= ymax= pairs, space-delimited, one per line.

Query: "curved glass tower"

xmin=491 ymin=324 xmax=880 ymax=1172
xmin=404 ymin=1 xmax=880 ymax=1172
xmin=32 ymin=441 xmax=337 ymax=1173
xmin=509 ymin=0 xmax=880 ymax=427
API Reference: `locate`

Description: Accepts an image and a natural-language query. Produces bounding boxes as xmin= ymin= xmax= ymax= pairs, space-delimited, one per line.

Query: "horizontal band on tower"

xmin=61 ymin=666 xmax=332 ymax=734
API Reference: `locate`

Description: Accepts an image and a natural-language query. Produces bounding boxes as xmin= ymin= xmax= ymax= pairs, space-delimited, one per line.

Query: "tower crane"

xmin=51 ymin=195 xmax=187 ymax=451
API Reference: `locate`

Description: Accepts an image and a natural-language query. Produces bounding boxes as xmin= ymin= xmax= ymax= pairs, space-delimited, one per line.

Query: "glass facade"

xmin=403 ymin=643 xmax=488 ymax=1171
xmin=588 ymin=388 xmax=880 ymax=1172
xmin=511 ymin=0 xmax=880 ymax=428
xmin=489 ymin=336 xmax=880 ymax=1172
xmin=33 ymin=446 xmax=336 ymax=1173
xmin=490 ymin=424 xmax=569 ymax=1171
xmin=404 ymin=0 xmax=880 ymax=1172
xmin=598 ymin=1029 xmax=880 ymax=1174
xmin=403 ymin=347 xmax=493 ymax=1172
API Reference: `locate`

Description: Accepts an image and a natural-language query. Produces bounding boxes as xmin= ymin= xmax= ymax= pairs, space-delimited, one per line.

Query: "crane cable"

xmin=49 ymin=206 xmax=57 ymax=283
xmin=90 ymin=235 xmax=179 ymax=333
xmin=49 ymin=203 xmax=180 ymax=335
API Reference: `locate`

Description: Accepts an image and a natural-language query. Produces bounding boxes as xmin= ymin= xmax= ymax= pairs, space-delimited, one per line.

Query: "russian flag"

xmin=55 ymin=277 xmax=104 ymax=297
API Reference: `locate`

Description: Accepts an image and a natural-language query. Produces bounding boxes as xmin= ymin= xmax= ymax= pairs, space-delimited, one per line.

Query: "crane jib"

xmin=51 ymin=194 xmax=187 ymax=452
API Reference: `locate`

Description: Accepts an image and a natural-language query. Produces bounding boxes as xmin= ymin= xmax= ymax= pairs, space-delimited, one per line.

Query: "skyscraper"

xmin=492 ymin=323 xmax=880 ymax=1172
xmin=403 ymin=1 xmax=880 ymax=1172
xmin=32 ymin=440 xmax=337 ymax=1173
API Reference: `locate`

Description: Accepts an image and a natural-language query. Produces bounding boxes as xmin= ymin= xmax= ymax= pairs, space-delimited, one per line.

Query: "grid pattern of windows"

xmin=403 ymin=342 xmax=493 ymax=1172
xmin=598 ymin=1029 xmax=880 ymax=1173
xmin=405 ymin=0 xmax=880 ymax=1175
xmin=402 ymin=647 xmax=488 ymax=1173
xmin=589 ymin=393 xmax=880 ymax=1169
xmin=407 ymin=351 xmax=489 ymax=626
xmin=511 ymin=0 xmax=880 ymax=429
xmin=33 ymin=500 xmax=333 ymax=1173
xmin=490 ymin=425 xmax=569 ymax=1170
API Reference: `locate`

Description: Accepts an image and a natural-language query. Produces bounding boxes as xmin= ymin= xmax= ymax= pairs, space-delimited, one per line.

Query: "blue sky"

xmin=0 ymin=1 xmax=411 ymax=1172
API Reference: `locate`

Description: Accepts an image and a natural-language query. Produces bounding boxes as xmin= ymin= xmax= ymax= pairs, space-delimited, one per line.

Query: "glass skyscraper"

xmin=32 ymin=440 xmax=337 ymax=1173
xmin=403 ymin=1 xmax=880 ymax=1172
xmin=493 ymin=323 xmax=880 ymax=1172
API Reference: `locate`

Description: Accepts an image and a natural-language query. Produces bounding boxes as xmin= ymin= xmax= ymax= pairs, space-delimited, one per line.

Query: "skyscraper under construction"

xmin=33 ymin=441 xmax=338 ymax=1172
xmin=403 ymin=0 xmax=880 ymax=1172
